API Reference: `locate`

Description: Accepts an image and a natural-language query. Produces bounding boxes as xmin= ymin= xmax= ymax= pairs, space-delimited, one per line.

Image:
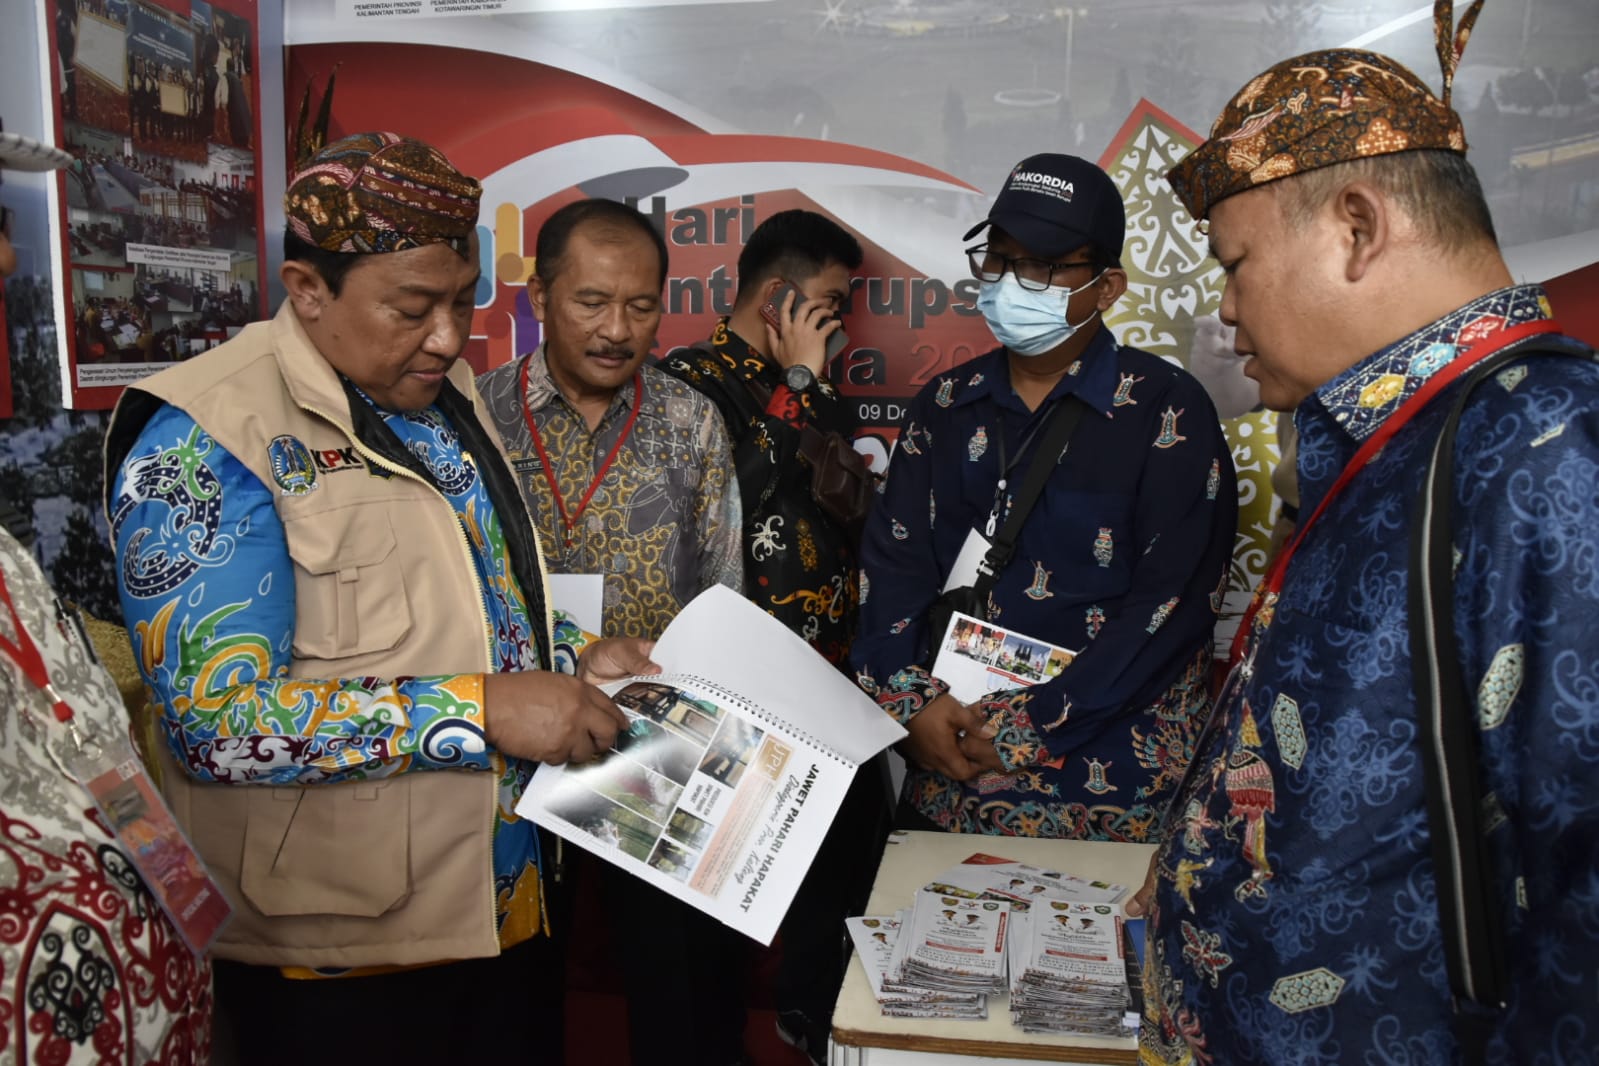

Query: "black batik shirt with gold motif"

xmin=658 ymin=320 xmax=860 ymax=668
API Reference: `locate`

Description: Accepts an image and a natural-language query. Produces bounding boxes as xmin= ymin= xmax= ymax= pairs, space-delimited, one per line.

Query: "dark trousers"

xmin=604 ymin=864 xmax=751 ymax=1066
xmin=894 ymin=794 xmax=946 ymax=834
xmin=212 ymin=933 xmax=563 ymax=1065
xmin=774 ymin=752 xmax=894 ymax=1028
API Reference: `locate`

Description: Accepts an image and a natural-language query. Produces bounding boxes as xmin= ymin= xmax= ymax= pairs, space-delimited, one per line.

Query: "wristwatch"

xmin=784 ymin=364 xmax=817 ymax=392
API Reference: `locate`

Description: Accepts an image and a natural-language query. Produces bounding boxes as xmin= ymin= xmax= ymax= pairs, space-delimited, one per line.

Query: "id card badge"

xmin=549 ymin=573 xmax=605 ymax=635
xmin=69 ymin=736 xmax=232 ymax=957
xmin=943 ymin=529 xmax=992 ymax=593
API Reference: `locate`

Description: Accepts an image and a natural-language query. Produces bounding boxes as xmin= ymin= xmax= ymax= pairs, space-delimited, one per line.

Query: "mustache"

xmin=587 ymin=345 xmax=634 ymax=359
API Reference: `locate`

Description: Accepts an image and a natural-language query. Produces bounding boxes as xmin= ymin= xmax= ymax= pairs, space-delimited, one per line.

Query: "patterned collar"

xmin=950 ymin=325 xmax=1121 ymax=417
xmin=346 ymin=380 xmax=445 ymax=427
xmin=715 ymin=317 xmax=842 ymax=399
xmin=1312 ymin=283 xmax=1554 ymax=442
xmin=520 ymin=342 xmax=639 ymax=422
xmin=711 ymin=319 xmax=777 ymax=381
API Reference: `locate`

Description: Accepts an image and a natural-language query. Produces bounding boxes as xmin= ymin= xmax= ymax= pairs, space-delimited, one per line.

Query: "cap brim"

xmin=0 ymin=132 xmax=72 ymax=172
xmin=970 ymin=208 xmax=1092 ymax=259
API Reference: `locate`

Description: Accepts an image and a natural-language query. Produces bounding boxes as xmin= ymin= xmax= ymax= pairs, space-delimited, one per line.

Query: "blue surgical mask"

xmin=977 ymin=270 xmax=1105 ymax=357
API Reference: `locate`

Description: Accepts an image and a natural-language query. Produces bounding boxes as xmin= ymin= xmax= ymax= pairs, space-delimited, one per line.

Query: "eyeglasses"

xmin=966 ymin=244 xmax=1098 ymax=292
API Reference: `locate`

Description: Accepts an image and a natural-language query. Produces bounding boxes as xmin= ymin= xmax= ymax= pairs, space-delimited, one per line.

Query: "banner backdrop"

xmin=283 ymin=0 xmax=1599 ymax=655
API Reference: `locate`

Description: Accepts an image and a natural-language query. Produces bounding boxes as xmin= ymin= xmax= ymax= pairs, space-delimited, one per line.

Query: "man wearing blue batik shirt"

xmin=1127 ymin=10 xmax=1599 ymax=1062
xmin=852 ymin=153 xmax=1237 ymax=842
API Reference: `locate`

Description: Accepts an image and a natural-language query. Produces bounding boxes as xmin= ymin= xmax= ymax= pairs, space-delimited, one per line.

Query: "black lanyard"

xmin=987 ymin=398 xmax=1062 ymax=537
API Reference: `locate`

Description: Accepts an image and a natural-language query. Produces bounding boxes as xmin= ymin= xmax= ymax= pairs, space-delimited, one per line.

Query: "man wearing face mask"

xmin=853 ymin=153 xmax=1237 ymax=841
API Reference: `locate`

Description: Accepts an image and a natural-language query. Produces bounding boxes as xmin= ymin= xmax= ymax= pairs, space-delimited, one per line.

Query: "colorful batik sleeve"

xmin=111 ymin=403 xmax=494 ymax=785
xmin=857 ymin=664 xmax=947 ymax=725
xmin=549 ymin=612 xmax=593 ymax=675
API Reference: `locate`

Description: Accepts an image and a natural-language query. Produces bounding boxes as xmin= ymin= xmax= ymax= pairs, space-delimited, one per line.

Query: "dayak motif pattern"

xmin=656 ymin=322 xmax=857 ymax=666
xmin=1 ymin=531 xmax=212 ymax=1065
xmin=1142 ymin=285 xmax=1599 ymax=1062
xmin=854 ymin=328 xmax=1235 ymax=842
xmin=111 ymin=400 xmax=591 ymax=955
xmin=1101 ymin=101 xmax=1282 ymax=661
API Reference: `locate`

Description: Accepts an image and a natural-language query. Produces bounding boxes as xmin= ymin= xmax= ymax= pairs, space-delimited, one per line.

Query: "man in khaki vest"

xmin=105 ymin=132 xmax=652 ymax=1065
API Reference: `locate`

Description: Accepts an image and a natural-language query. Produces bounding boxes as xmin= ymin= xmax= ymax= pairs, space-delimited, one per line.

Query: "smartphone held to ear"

xmin=759 ymin=281 xmax=849 ymax=363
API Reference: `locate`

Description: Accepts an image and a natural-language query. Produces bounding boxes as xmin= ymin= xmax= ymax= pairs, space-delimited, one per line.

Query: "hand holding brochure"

xmin=516 ymin=585 xmax=906 ymax=944
xmin=931 ymin=610 xmax=1080 ymax=705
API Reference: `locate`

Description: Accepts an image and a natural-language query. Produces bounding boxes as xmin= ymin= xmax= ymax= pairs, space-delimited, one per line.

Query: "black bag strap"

xmin=972 ymin=395 xmax=1089 ymax=599
xmin=1407 ymin=337 xmax=1597 ymax=1039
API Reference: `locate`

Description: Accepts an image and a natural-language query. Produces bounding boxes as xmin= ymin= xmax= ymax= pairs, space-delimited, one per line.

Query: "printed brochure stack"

xmin=848 ymin=852 xmax=1140 ymax=1034
xmin=845 ymin=914 xmax=989 ymax=1020
xmin=1008 ymin=901 xmax=1138 ymax=1036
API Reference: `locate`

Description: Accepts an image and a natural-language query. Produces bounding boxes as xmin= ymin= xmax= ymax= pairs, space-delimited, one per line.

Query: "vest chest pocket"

xmin=285 ymin=507 xmax=412 ymax=661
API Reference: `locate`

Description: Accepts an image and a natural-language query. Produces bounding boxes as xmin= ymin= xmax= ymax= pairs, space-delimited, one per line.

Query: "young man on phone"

xmin=660 ymin=209 xmax=887 ymax=1062
xmin=661 ymin=208 xmax=864 ymax=668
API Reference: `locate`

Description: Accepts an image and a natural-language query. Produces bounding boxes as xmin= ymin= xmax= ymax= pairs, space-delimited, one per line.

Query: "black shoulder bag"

xmin=1407 ymin=337 xmax=1597 ymax=1060
xmin=924 ymin=395 xmax=1087 ymax=656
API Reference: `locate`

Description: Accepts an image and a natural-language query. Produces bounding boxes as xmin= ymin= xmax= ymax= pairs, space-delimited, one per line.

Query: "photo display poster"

xmin=43 ymin=0 xmax=266 ymax=407
xmin=517 ymin=585 xmax=906 ymax=944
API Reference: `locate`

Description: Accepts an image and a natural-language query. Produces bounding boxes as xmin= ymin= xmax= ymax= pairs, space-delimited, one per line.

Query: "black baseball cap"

xmin=963 ymin=153 xmax=1126 ymax=263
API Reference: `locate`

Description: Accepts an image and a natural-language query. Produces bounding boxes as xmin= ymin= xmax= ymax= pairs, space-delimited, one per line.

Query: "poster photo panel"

xmin=43 ymin=0 xmax=268 ymax=409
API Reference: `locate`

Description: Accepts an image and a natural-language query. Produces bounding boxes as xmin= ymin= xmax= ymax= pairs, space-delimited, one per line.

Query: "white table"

xmin=829 ymin=830 xmax=1155 ymax=1066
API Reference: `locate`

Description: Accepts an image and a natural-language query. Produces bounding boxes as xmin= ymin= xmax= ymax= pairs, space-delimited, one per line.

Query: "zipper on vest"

xmin=298 ymin=402 xmax=503 ymax=937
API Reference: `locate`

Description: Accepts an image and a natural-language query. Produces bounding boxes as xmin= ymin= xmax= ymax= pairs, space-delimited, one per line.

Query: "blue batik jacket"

xmin=1142 ymin=285 xmax=1599 ymax=1064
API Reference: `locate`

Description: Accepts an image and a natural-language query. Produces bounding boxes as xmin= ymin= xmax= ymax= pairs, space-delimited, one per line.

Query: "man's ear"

xmin=280 ymin=260 xmax=329 ymax=321
xmin=754 ymin=275 xmax=786 ymax=309
xmin=734 ymin=275 xmax=784 ymax=314
xmin=1095 ymin=267 xmax=1129 ymax=311
xmin=527 ymin=274 xmax=549 ymax=323
xmin=1332 ymin=180 xmax=1388 ymax=284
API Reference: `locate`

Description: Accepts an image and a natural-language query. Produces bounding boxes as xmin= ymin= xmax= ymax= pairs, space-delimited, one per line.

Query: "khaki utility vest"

xmin=104 ymin=303 xmax=553 ymax=968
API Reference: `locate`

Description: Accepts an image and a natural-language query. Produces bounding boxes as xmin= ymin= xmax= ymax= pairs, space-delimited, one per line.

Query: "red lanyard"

xmin=1230 ymin=319 xmax=1562 ymax=666
xmin=520 ymin=356 xmax=643 ymax=549
xmin=0 ymin=569 xmax=77 ymax=725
